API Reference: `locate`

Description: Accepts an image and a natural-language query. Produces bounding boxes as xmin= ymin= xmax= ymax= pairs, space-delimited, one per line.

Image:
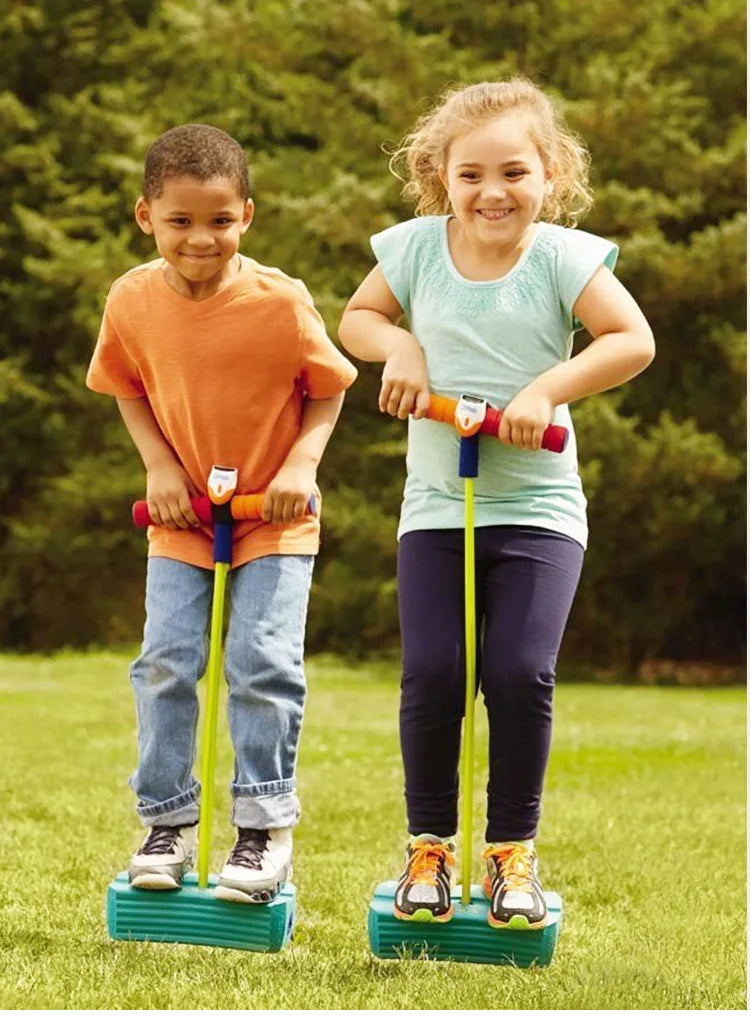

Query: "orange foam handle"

xmin=230 ymin=494 xmax=266 ymax=520
xmin=426 ymin=393 xmax=457 ymax=426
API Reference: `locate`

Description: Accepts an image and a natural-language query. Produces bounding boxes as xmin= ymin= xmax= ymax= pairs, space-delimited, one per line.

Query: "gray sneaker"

xmin=215 ymin=827 xmax=292 ymax=904
xmin=128 ymin=824 xmax=197 ymax=889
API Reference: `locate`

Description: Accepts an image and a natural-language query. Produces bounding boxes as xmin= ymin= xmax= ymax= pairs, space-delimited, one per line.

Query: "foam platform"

xmin=368 ymin=881 xmax=562 ymax=966
xmin=107 ymin=872 xmax=296 ymax=952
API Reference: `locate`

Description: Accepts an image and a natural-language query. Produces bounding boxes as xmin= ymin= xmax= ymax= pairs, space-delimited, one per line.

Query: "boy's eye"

xmin=214 ymin=217 xmax=233 ymax=226
xmin=169 ymin=217 xmax=190 ymax=226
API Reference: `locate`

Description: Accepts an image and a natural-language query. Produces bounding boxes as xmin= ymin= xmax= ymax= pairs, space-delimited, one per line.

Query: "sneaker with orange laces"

xmin=394 ymin=834 xmax=456 ymax=923
xmin=482 ymin=841 xmax=547 ymax=929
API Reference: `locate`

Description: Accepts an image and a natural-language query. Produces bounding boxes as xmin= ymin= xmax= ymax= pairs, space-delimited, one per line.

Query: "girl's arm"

xmin=339 ymin=266 xmax=431 ymax=419
xmin=500 ymin=267 xmax=655 ymax=450
xmin=263 ymin=392 xmax=346 ymax=524
xmin=116 ymin=396 xmax=200 ymax=529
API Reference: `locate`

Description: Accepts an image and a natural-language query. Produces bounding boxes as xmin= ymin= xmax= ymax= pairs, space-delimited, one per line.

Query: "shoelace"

xmin=228 ymin=828 xmax=269 ymax=870
xmin=141 ymin=825 xmax=182 ymax=855
xmin=408 ymin=842 xmax=455 ymax=885
xmin=483 ymin=843 xmax=535 ymax=893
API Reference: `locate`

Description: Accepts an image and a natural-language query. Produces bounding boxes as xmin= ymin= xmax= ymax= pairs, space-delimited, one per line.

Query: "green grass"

xmin=0 ymin=652 xmax=745 ymax=1009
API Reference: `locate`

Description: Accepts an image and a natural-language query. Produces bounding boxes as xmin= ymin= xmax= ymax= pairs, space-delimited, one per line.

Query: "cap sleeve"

xmin=86 ymin=287 xmax=145 ymax=398
xmin=555 ymin=228 xmax=619 ymax=330
xmin=295 ymin=287 xmax=358 ymax=398
xmin=370 ymin=218 xmax=423 ymax=317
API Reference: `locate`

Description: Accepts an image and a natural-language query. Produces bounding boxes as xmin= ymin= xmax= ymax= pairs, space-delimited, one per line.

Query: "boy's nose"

xmin=186 ymin=231 xmax=214 ymax=248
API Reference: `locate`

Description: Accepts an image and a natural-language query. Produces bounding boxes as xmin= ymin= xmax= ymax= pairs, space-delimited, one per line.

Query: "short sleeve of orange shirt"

xmin=86 ymin=256 xmax=358 ymax=570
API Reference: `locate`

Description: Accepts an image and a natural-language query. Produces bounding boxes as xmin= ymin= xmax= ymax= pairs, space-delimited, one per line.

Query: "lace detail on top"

xmin=414 ymin=217 xmax=559 ymax=318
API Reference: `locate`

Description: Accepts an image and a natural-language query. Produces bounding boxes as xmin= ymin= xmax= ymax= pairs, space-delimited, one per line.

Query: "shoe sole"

xmin=393 ymin=905 xmax=454 ymax=924
xmin=214 ymin=882 xmax=282 ymax=904
xmin=129 ymin=873 xmax=182 ymax=890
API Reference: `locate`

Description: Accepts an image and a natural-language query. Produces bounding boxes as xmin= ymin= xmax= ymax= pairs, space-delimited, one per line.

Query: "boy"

xmin=87 ymin=124 xmax=357 ymax=903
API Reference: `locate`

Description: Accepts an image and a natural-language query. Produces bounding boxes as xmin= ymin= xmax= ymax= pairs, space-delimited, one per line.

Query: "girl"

xmin=339 ymin=78 xmax=654 ymax=929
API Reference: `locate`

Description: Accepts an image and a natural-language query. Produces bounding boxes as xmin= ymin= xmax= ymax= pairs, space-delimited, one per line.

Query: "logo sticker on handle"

xmin=208 ymin=465 xmax=238 ymax=505
xmin=455 ymin=394 xmax=487 ymax=437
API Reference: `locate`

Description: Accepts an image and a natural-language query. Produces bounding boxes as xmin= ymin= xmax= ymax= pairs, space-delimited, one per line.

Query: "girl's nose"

xmin=482 ymin=180 xmax=507 ymax=200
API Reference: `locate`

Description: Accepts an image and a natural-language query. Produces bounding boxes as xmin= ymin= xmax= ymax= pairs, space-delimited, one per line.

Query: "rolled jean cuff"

xmin=231 ymin=781 xmax=300 ymax=829
xmin=135 ymin=783 xmax=201 ymax=827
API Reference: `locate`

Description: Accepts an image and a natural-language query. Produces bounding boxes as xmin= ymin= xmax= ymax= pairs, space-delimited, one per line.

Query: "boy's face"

xmin=135 ymin=175 xmax=254 ymax=296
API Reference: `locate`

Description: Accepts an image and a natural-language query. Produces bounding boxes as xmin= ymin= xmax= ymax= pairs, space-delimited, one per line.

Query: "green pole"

xmin=460 ymin=474 xmax=476 ymax=905
xmin=197 ymin=560 xmax=229 ymax=888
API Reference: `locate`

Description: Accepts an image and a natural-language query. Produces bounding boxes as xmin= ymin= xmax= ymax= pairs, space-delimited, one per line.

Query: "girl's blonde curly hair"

xmin=389 ymin=77 xmax=593 ymax=227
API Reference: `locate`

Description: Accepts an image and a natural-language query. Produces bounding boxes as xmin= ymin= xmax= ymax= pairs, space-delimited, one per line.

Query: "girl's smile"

xmin=439 ymin=112 xmax=554 ymax=268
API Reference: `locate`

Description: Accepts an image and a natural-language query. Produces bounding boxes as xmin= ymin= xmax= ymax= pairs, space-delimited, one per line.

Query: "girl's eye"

xmin=459 ymin=173 xmax=479 ymax=181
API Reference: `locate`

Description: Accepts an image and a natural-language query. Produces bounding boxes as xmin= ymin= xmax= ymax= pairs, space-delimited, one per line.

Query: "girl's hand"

xmin=146 ymin=460 xmax=201 ymax=529
xmin=498 ymin=385 xmax=555 ymax=451
xmin=379 ymin=341 xmax=430 ymax=420
xmin=262 ymin=461 xmax=317 ymax=524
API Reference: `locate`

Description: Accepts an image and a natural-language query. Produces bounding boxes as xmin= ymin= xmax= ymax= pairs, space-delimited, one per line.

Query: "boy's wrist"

xmin=144 ymin=449 xmax=179 ymax=472
xmin=283 ymin=446 xmax=320 ymax=471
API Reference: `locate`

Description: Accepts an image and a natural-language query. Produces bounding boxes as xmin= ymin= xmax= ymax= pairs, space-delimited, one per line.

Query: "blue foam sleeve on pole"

xmin=459 ymin=435 xmax=479 ymax=478
xmin=213 ymin=520 xmax=233 ymax=564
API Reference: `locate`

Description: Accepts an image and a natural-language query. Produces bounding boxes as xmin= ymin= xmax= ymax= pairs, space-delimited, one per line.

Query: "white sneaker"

xmin=128 ymin=824 xmax=197 ymax=889
xmin=215 ymin=827 xmax=292 ymax=904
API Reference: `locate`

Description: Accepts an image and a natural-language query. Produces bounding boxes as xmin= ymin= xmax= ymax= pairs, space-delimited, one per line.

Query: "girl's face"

xmin=439 ymin=112 xmax=554 ymax=251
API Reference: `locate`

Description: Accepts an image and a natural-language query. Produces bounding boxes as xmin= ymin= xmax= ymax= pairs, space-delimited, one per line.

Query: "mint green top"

xmin=370 ymin=215 xmax=618 ymax=548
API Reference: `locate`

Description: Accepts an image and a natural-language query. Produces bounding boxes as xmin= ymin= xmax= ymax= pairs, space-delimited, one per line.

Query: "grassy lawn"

xmin=0 ymin=651 xmax=745 ymax=1010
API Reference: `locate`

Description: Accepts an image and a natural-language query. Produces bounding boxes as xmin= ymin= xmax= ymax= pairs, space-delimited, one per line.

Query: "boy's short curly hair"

xmin=142 ymin=124 xmax=250 ymax=201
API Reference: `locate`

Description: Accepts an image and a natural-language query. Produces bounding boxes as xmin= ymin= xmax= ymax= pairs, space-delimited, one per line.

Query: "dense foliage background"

xmin=1 ymin=0 xmax=745 ymax=671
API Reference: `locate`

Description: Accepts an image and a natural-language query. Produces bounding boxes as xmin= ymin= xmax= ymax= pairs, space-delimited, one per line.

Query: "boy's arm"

xmin=500 ymin=267 xmax=655 ymax=451
xmin=262 ymin=392 xmax=346 ymax=524
xmin=339 ymin=266 xmax=430 ymax=420
xmin=116 ymin=396 xmax=200 ymax=529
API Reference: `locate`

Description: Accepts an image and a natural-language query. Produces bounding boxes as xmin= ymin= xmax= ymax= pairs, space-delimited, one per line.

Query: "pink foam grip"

xmin=131 ymin=497 xmax=213 ymax=527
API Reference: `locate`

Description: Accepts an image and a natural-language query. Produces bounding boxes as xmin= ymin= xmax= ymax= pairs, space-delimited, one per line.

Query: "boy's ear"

xmin=240 ymin=198 xmax=254 ymax=234
xmin=134 ymin=196 xmax=154 ymax=235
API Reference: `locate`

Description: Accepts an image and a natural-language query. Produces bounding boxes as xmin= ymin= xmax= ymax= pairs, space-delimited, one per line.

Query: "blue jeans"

xmin=129 ymin=554 xmax=314 ymax=829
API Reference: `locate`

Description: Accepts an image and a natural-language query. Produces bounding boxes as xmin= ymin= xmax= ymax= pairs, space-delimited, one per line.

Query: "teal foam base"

xmin=106 ymin=872 xmax=295 ymax=952
xmin=368 ymin=881 xmax=562 ymax=966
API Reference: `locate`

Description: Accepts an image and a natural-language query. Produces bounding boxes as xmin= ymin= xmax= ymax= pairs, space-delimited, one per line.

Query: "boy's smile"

xmin=135 ymin=176 xmax=254 ymax=300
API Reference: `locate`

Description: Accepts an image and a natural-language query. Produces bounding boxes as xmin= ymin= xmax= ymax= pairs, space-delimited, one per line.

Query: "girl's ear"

xmin=437 ymin=165 xmax=449 ymax=191
xmin=134 ymin=196 xmax=154 ymax=235
xmin=545 ymin=161 xmax=560 ymax=194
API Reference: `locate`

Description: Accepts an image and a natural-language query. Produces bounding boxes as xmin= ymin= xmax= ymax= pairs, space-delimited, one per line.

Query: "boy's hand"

xmin=379 ymin=340 xmax=430 ymax=420
xmin=262 ymin=461 xmax=317 ymax=524
xmin=498 ymin=384 xmax=555 ymax=452
xmin=146 ymin=461 xmax=201 ymax=529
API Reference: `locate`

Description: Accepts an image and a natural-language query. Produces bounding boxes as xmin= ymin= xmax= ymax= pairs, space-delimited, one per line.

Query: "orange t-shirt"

xmin=86 ymin=255 xmax=358 ymax=570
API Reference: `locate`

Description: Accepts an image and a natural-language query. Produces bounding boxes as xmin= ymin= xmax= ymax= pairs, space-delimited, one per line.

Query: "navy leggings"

xmin=398 ymin=526 xmax=584 ymax=843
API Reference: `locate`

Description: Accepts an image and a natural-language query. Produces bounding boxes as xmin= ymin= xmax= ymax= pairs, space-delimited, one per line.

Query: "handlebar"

xmin=424 ymin=394 xmax=568 ymax=453
xmin=132 ymin=494 xmax=317 ymax=528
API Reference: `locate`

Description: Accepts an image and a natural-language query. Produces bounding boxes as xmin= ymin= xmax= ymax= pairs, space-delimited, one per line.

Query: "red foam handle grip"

xmin=425 ymin=394 xmax=568 ymax=453
xmin=132 ymin=493 xmax=318 ymax=527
